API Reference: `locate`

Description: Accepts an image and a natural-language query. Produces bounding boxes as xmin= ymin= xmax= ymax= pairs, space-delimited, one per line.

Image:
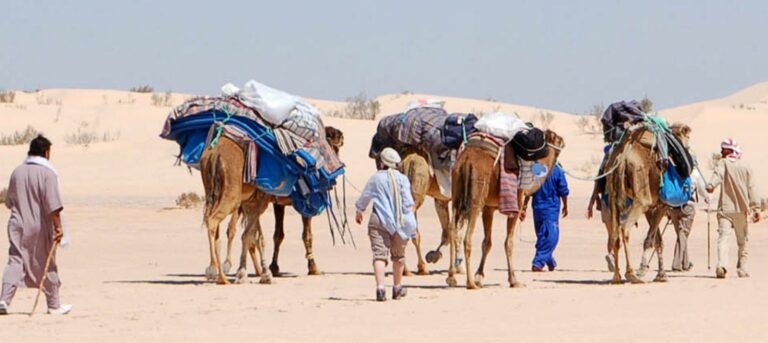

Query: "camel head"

xmin=670 ymin=122 xmax=692 ymax=148
xmin=544 ymin=129 xmax=565 ymax=158
xmin=325 ymin=126 xmax=344 ymax=155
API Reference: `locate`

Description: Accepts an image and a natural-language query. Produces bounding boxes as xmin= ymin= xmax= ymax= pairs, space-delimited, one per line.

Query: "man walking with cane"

xmin=0 ymin=135 xmax=72 ymax=315
xmin=706 ymin=138 xmax=761 ymax=279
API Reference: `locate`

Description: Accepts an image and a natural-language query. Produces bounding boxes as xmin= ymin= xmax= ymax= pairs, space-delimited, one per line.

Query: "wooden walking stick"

xmin=707 ymin=208 xmax=711 ymax=270
xmin=29 ymin=241 xmax=58 ymax=317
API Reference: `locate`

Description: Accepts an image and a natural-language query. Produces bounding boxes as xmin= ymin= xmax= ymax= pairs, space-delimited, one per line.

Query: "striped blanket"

xmin=373 ymin=107 xmax=449 ymax=155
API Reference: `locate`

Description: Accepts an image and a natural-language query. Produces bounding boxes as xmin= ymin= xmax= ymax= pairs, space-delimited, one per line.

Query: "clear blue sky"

xmin=2 ymin=0 xmax=767 ymax=113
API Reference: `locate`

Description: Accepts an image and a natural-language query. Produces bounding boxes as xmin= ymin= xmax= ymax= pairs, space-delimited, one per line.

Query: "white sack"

xmin=474 ymin=112 xmax=527 ymax=140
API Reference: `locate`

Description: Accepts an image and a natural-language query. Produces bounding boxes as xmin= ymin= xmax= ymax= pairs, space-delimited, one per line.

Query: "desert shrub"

xmin=175 ymin=192 xmax=203 ymax=208
xmin=326 ymin=92 xmax=380 ymax=120
xmin=0 ymin=90 xmax=15 ymax=103
xmin=65 ymin=121 xmax=120 ymax=147
xmin=640 ymin=96 xmax=653 ymax=113
xmin=0 ymin=126 xmax=40 ymax=145
xmin=118 ymin=93 xmax=136 ymax=105
xmin=575 ymin=103 xmax=603 ymax=135
xmin=35 ymin=93 xmax=62 ymax=106
xmin=130 ymin=85 xmax=154 ymax=93
xmin=535 ymin=110 xmax=555 ymax=130
xmin=151 ymin=91 xmax=173 ymax=107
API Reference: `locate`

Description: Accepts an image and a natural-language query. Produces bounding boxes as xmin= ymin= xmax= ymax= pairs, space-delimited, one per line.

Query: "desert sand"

xmin=0 ymin=87 xmax=766 ymax=342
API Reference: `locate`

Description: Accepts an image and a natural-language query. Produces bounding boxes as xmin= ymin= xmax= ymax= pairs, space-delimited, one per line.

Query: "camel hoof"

xmin=474 ymin=274 xmax=484 ymax=288
xmin=205 ymin=266 xmax=218 ymax=281
xmin=446 ymin=276 xmax=458 ymax=287
xmin=259 ymin=272 xmax=273 ymax=284
xmin=466 ymin=282 xmax=479 ymax=290
xmin=235 ymin=268 xmax=249 ymax=284
xmin=425 ymin=251 xmax=443 ymax=264
xmin=222 ymin=261 xmax=232 ymax=274
xmin=637 ymin=265 xmax=648 ymax=277
xmin=605 ymin=254 xmax=615 ymax=272
xmin=308 ymin=261 xmax=323 ymax=275
xmin=509 ymin=281 xmax=525 ymax=288
xmin=653 ymin=273 xmax=668 ymax=283
xmin=416 ymin=264 xmax=429 ymax=276
xmin=611 ymin=275 xmax=624 ymax=285
xmin=626 ymin=272 xmax=644 ymax=284
xmin=269 ymin=263 xmax=280 ymax=277
xmin=216 ymin=277 xmax=230 ymax=285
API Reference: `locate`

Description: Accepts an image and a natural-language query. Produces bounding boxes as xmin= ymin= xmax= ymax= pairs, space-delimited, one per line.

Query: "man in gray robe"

xmin=0 ymin=135 xmax=72 ymax=315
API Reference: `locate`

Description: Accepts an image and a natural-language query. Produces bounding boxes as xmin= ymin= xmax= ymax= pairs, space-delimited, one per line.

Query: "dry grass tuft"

xmin=0 ymin=187 xmax=7 ymax=205
xmin=65 ymin=121 xmax=120 ymax=147
xmin=151 ymin=91 xmax=173 ymax=107
xmin=0 ymin=126 xmax=40 ymax=146
xmin=130 ymin=85 xmax=154 ymax=93
xmin=175 ymin=192 xmax=203 ymax=209
xmin=0 ymin=90 xmax=15 ymax=103
xmin=325 ymin=92 xmax=380 ymax=120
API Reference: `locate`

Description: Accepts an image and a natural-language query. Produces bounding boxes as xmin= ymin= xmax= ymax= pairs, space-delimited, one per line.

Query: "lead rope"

xmin=343 ymin=174 xmax=356 ymax=248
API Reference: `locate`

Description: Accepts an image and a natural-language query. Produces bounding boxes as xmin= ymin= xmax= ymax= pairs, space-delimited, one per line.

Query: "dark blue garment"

xmin=531 ymin=166 xmax=569 ymax=269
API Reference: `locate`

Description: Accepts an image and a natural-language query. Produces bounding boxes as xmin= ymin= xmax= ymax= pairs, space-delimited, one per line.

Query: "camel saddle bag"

xmin=512 ymin=128 xmax=549 ymax=161
xmin=503 ymin=142 xmax=520 ymax=173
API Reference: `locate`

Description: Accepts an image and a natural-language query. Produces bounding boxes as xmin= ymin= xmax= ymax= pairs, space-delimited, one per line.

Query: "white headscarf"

xmin=380 ymin=148 xmax=404 ymax=229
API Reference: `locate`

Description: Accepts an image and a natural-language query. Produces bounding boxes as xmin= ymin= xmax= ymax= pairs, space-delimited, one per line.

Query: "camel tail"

xmin=608 ymin=148 xmax=629 ymax=241
xmin=452 ymin=160 xmax=473 ymax=229
xmin=203 ymin=154 xmax=225 ymax=221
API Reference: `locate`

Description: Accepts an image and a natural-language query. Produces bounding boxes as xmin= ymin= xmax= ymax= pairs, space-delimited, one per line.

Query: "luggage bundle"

xmin=600 ymin=100 xmax=695 ymax=207
xmin=160 ymin=80 xmax=345 ymax=218
xmin=600 ymin=100 xmax=646 ymax=143
xmin=473 ymin=112 xmax=550 ymax=166
xmin=369 ymin=103 xmax=480 ymax=160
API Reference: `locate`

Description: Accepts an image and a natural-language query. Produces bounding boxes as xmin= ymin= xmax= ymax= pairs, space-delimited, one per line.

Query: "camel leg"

xmin=446 ymin=219 xmax=460 ymax=287
xmin=223 ymin=208 xmax=240 ymax=274
xmin=205 ymin=218 xmax=229 ymax=285
xmin=302 ymin=216 xmax=322 ymax=275
xmin=620 ymin=205 xmax=647 ymax=284
xmin=638 ymin=209 xmax=661 ymax=277
xmin=235 ymin=223 xmax=253 ymax=284
xmin=253 ymin=215 xmax=271 ymax=284
xmin=653 ymin=214 xmax=668 ymax=282
xmin=611 ymin=228 xmax=623 ymax=284
xmin=474 ymin=207 xmax=495 ymax=287
xmin=505 ymin=215 xmax=524 ymax=288
xmin=454 ymin=216 xmax=467 ymax=275
xmin=269 ymin=204 xmax=286 ymax=276
xmin=464 ymin=207 xmax=482 ymax=290
xmin=426 ymin=199 xmax=452 ymax=264
xmin=411 ymin=224 xmax=430 ymax=275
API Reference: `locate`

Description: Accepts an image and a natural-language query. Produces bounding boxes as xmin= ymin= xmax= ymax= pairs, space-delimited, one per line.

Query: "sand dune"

xmin=0 ymin=85 xmax=766 ymax=342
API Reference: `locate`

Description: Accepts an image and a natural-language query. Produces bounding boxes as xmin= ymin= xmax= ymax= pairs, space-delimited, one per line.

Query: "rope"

xmin=208 ymin=106 xmax=234 ymax=149
xmin=558 ymin=141 xmax=634 ymax=182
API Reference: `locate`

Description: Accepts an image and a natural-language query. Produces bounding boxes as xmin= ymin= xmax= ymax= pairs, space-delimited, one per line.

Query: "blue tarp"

xmin=162 ymin=110 xmax=345 ymax=217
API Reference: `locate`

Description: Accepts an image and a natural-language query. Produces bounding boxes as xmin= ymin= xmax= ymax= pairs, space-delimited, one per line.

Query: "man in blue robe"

xmin=521 ymin=165 xmax=570 ymax=271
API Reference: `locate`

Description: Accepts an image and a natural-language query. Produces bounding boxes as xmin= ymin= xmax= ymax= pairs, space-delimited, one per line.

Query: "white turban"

xmin=380 ymin=148 xmax=401 ymax=169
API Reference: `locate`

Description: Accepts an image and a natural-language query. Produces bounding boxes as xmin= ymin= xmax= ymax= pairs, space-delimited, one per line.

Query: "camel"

xmin=399 ymin=149 xmax=456 ymax=276
xmin=448 ymin=130 xmax=564 ymax=289
xmin=603 ymin=121 xmax=689 ymax=284
xmin=636 ymin=123 xmax=695 ymax=280
xmin=201 ymin=127 xmax=344 ymax=285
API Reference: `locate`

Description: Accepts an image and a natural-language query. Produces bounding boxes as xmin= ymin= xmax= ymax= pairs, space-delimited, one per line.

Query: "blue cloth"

xmin=531 ymin=166 xmax=569 ymax=269
xmin=356 ymin=170 xmax=417 ymax=239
